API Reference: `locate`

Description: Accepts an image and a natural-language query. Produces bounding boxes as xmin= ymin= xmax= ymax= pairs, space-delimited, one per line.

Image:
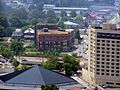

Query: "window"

xmin=102 ymin=47 xmax=105 ymax=49
xmin=116 ymin=83 xmax=120 ymax=85
xmin=117 ymin=56 xmax=119 ymax=58
xmin=107 ymin=55 xmax=109 ymax=57
xmin=97 ymin=65 xmax=100 ymax=67
xmin=116 ymin=52 xmax=119 ymax=54
xmin=102 ymin=44 xmax=105 ymax=46
xmin=101 ymin=69 xmax=104 ymax=71
xmin=111 ymin=59 xmax=114 ymax=61
xmin=116 ymin=71 xmax=119 ymax=73
xmin=106 ymin=73 xmax=109 ymax=75
xmin=112 ymin=44 xmax=115 ymax=47
xmin=96 ymin=72 xmax=100 ymax=75
xmin=112 ymin=52 xmax=115 ymax=54
xmin=116 ymin=63 xmax=119 ymax=65
xmin=102 ymin=40 xmax=105 ymax=42
xmin=106 ymin=51 xmax=110 ymax=54
xmin=97 ymin=54 xmax=100 ymax=56
xmin=107 ymin=48 xmax=110 ymax=50
xmin=97 ymin=40 xmax=100 ymax=42
xmin=112 ymin=48 xmax=115 ymax=50
xmin=112 ymin=55 xmax=115 ymax=58
xmin=107 ymin=44 xmax=110 ymax=46
xmin=117 ymin=45 xmax=120 ymax=47
xmin=102 ymin=51 xmax=105 ymax=53
xmin=116 ymin=67 xmax=119 ymax=69
xmin=116 ymin=74 xmax=119 ymax=76
xmin=106 ymin=66 xmax=109 ymax=68
xmin=102 ymin=62 xmax=105 ymax=64
xmin=107 ymin=62 xmax=109 ymax=65
xmin=101 ymin=73 xmax=104 ymax=75
xmin=107 ymin=40 xmax=110 ymax=43
xmin=111 ymin=74 xmax=114 ymax=76
xmin=117 ymin=41 xmax=120 ymax=43
xmin=102 ymin=55 xmax=105 ymax=57
xmin=112 ymin=41 xmax=115 ymax=43
xmin=102 ymin=66 xmax=104 ymax=68
xmin=106 ymin=82 xmax=114 ymax=85
xmin=106 ymin=70 xmax=109 ymax=72
xmin=111 ymin=70 xmax=114 ymax=72
xmin=97 ymin=47 xmax=100 ymax=49
xmin=97 ymin=69 xmax=100 ymax=71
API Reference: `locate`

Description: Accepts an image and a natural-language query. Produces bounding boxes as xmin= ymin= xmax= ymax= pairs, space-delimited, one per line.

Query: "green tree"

xmin=70 ymin=11 xmax=77 ymax=17
xmin=61 ymin=10 xmax=67 ymax=17
xmin=46 ymin=10 xmax=57 ymax=23
xmin=75 ymin=16 xmax=83 ymax=21
xmin=12 ymin=59 xmax=19 ymax=67
xmin=3 ymin=26 xmax=15 ymax=37
xmin=0 ymin=45 xmax=13 ymax=59
xmin=0 ymin=25 xmax=4 ymax=38
xmin=43 ymin=56 xmax=60 ymax=70
xmin=63 ymin=55 xmax=79 ymax=76
xmin=41 ymin=84 xmax=59 ymax=90
xmin=10 ymin=40 xmax=24 ymax=56
xmin=0 ymin=14 xmax=9 ymax=28
xmin=9 ymin=16 xmax=23 ymax=28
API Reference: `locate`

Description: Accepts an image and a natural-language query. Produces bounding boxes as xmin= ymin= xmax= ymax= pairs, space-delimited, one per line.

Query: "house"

xmin=24 ymin=28 xmax=35 ymax=40
xmin=11 ymin=29 xmax=22 ymax=39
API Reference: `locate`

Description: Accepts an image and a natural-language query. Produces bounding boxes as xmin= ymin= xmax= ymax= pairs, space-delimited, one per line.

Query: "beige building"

xmin=82 ymin=23 xmax=120 ymax=87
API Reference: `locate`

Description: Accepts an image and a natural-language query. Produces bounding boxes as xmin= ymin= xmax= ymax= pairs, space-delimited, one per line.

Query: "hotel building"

xmin=83 ymin=23 xmax=120 ymax=87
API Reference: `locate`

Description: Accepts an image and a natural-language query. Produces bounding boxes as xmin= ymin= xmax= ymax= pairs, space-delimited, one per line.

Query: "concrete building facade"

xmin=83 ymin=23 xmax=120 ymax=87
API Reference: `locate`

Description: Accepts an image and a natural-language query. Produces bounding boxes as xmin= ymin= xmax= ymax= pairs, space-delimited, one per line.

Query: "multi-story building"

xmin=83 ymin=23 xmax=120 ymax=87
xmin=36 ymin=27 xmax=75 ymax=51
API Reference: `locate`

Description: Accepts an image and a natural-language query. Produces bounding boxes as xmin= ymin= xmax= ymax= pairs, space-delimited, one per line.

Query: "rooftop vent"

xmin=43 ymin=28 xmax=48 ymax=32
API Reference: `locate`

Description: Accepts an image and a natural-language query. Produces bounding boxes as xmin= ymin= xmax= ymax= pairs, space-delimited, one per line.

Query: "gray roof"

xmin=0 ymin=66 xmax=78 ymax=86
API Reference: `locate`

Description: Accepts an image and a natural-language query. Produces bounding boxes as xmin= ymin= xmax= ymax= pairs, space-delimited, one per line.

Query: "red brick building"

xmin=35 ymin=25 xmax=75 ymax=51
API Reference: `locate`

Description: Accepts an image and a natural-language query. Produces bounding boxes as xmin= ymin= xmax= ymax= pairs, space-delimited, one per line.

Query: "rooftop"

xmin=0 ymin=66 xmax=78 ymax=87
xmin=38 ymin=30 xmax=69 ymax=35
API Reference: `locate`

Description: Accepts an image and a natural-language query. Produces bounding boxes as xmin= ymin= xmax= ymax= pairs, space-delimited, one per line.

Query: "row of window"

xmin=96 ymin=62 xmax=120 ymax=65
xmin=97 ymin=33 xmax=120 ymax=40
xmin=106 ymin=82 xmax=120 ymax=85
xmin=97 ymin=40 xmax=120 ymax=43
xmin=97 ymin=51 xmax=120 ymax=54
xmin=97 ymin=65 xmax=120 ymax=69
xmin=96 ymin=72 xmax=120 ymax=76
xmin=97 ymin=58 xmax=120 ymax=62
xmin=97 ymin=47 xmax=120 ymax=51
xmin=97 ymin=54 xmax=120 ymax=58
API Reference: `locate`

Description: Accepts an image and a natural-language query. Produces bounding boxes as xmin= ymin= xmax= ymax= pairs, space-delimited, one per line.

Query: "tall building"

xmin=115 ymin=0 xmax=120 ymax=11
xmin=87 ymin=23 xmax=120 ymax=87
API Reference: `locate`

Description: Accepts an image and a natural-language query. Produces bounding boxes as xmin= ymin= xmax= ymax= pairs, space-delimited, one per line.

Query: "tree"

xmin=63 ymin=55 xmax=79 ymax=76
xmin=3 ymin=26 xmax=15 ymax=37
xmin=0 ymin=25 xmax=4 ymax=38
xmin=12 ymin=59 xmax=19 ymax=67
xmin=10 ymin=40 xmax=24 ymax=56
xmin=70 ymin=11 xmax=77 ymax=17
xmin=0 ymin=14 xmax=9 ymax=28
xmin=0 ymin=45 xmax=13 ymax=59
xmin=75 ymin=16 xmax=83 ymax=21
xmin=9 ymin=16 xmax=23 ymax=28
xmin=41 ymin=84 xmax=59 ymax=90
xmin=43 ymin=56 xmax=61 ymax=70
xmin=46 ymin=10 xmax=57 ymax=23
xmin=61 ymin=10 xmax=67 ymax=17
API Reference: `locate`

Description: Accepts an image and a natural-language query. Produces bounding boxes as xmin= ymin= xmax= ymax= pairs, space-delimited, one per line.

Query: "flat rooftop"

xmin=38 ymin=30 xmax=69 ymax=35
